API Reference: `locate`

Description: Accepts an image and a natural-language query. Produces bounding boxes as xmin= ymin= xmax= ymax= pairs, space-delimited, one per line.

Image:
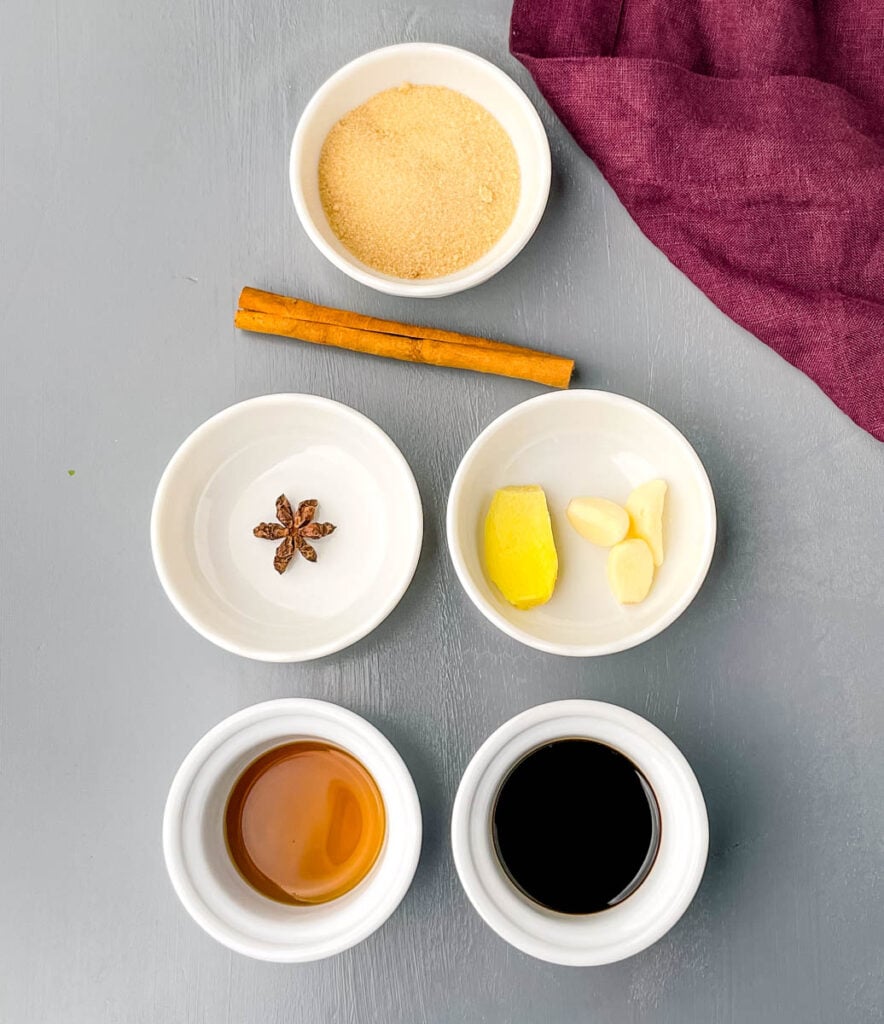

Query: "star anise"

xmin=253 ymin=495 xmax=336 ymax=574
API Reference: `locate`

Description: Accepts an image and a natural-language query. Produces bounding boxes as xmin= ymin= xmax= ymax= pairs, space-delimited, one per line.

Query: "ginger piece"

xmin=484 ymin=486 xmax=558 ymax=610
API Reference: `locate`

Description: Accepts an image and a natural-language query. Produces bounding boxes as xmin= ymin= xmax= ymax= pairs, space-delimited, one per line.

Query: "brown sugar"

xmin=318 ymin=84 xmax=521 ymax=279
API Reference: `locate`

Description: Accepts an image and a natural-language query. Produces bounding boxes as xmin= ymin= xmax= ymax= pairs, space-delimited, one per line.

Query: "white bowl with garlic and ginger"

xmin=446 ymin=390 xmax=716 ymax=657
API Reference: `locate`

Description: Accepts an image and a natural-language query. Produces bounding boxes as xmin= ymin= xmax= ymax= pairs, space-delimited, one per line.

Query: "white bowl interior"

xmin=163 ymin=699 xmax=422 ymax=962
xmin=451 ymin=700 xmax=708 ymax=965
xmin=152 ymin=395 xmax=422 ymax=661
xmin=447 ymin=391 xmax=716 ymax=655
xmin=291 ymin=43 xmax=550 ymax=294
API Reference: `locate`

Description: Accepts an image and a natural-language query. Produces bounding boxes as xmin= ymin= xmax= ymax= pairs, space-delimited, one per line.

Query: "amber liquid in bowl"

xmin=225 ymin=741 xmax=386 ymax=905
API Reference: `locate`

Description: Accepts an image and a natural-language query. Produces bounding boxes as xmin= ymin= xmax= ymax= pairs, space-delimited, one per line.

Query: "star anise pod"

xmin=253 ymin=494 xmax=336 ymax=574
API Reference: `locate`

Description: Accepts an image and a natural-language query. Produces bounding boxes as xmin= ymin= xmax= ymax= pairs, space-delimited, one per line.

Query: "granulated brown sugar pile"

xmin=318 ymin=84 xmax=520 ymax=279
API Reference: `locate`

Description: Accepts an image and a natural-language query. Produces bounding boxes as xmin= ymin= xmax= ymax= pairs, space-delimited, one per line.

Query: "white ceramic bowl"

xmin=447 ymin=390 xmax=716 ymax=656
xmin=290 ymin=43 xmax=551 ymax=297
xmin=151 ymin=394 xmax=422 ymax=662
xmin=163 ymin=699 xmax=422 ymax=962
xmin=452 ymin=700 xmax=708 ymax=965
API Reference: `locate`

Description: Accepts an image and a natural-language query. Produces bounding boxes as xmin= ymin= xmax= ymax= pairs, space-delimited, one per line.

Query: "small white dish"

xmin=163 ymin=699 xmax=421 ymax=962
xmin=151 ymin=394 xmax=422 ymax=662
xmin=290 ymin=43 xmax=551 ymax=297
xmin=446 ymin=390 xmax=716 ymax=656
xmin=451 ymin=700 xmax=708 ymax=966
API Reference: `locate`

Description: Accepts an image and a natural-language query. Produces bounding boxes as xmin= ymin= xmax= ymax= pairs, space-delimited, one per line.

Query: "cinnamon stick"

xmin=234 ymin=287 xmax=574 ymax=389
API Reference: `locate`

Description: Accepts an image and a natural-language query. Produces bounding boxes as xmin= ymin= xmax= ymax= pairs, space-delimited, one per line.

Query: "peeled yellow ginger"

xmin=484 ymin=485 xmax=558 ymax=610
xmin=607 ymin=538 xmax=655 ymax=604
xmin=625 ymin=479 xmax=667 ymax=567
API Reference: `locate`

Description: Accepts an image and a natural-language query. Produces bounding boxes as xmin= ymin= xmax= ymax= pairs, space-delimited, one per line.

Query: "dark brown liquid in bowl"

xmin=492 ymin=739 xmax=660 ymax=915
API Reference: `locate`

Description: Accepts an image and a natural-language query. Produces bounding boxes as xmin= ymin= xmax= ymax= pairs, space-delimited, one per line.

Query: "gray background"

xmin=1 ymin=0 xmax=882 ymax=1021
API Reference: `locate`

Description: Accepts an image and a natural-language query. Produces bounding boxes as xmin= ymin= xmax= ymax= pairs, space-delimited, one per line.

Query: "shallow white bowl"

xmin=290 ymin=42 xmax=551 ymax=297
xmin=151 ymin=394 xmax=422 ymax=662
xmin=163 ymin=699 xmax=422 ymax=962
xmin=452 ymin=700 xmax=708 ymax=966
xmin=447 ymin=390 xmax=716 ymax=656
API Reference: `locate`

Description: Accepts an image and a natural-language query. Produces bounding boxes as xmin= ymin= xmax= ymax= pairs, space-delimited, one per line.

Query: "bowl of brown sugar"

xmin=290 ymin=44 xmax=551 ymax=297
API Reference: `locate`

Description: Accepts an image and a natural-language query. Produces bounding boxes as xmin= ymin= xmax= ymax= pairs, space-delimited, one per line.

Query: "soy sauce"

xmin=492 ymin=739 xmax=660 ymax=915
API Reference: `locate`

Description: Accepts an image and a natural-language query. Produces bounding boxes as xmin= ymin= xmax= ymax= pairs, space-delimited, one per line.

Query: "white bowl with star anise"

xmin=151 ymin=394 xmax=423 ymax=661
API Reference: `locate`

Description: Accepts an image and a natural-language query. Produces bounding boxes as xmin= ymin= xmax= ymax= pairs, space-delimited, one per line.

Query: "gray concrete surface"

xmin=1 ymin=1 xmax=882 ymax=1022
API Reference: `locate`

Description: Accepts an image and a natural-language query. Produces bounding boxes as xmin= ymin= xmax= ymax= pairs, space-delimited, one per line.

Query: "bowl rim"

xmin=289 ymin=41 xmax=552 ymax=298
xmin=450 ymin=699 xmax=709 ymax=965
xmin=163 ymin=698 xmax=423 ymax=962
xmin=445 ymin=389 xmax=717 ymax=656
xmin=150 ymin=393 xmax=423 ymax=662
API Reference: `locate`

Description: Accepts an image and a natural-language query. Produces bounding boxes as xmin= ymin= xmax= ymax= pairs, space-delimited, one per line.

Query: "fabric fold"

xmin=511 ymin=0 xmax=884 ymax=439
